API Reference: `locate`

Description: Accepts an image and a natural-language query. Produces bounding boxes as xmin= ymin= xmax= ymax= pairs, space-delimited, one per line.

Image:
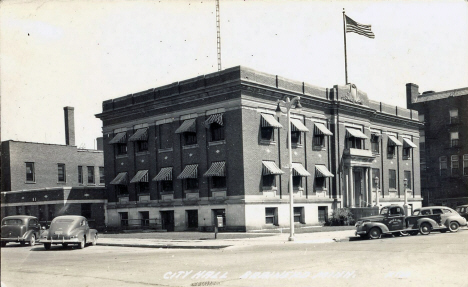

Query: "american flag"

xmin=345 ymin=15 xmax=375 ymax=39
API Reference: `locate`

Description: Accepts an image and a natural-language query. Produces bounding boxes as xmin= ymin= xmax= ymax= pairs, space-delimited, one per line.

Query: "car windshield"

xmin=380 ymin=207 xmax=389 ymax=215
xmin=2 ymin=219 xmax=23 ymax=225
xmin=413 ymin=210 xmax=420 ymax=216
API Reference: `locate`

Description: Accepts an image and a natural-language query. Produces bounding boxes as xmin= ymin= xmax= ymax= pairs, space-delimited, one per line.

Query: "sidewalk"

xmin=97 ymin=230 xmax=356 ymax=249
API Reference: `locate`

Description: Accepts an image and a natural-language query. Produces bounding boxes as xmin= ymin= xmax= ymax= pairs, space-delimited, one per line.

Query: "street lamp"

xmin=276 ymin=96 xmax=302 ymax=242
xmin=403 ymin=178 xmax=408 ymax=215
xmin=374 ymin=176 xmax=380 ymax=208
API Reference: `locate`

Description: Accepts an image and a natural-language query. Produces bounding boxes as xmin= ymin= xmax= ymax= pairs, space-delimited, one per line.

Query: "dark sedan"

xmin=1 ymin=215 xmax=41 ymax=247
xmin=39 ymin=215 xmax=98 ymax=250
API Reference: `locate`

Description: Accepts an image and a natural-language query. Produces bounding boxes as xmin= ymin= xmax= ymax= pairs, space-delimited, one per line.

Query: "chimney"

xmin=406 ymin=83 xmax=420 ymax=108
xmin=96 ymin=137 xmax=104 ymax=151
xmin=64 ymin=107 xmax=75 ymax=146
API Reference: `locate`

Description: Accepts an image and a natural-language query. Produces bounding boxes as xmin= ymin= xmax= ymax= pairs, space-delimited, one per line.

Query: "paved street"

xmin=2 ymin=229 xmax=467 ymax=287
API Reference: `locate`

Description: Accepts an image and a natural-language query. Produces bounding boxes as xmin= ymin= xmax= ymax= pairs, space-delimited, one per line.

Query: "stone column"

xmin=349 ymin=167 xmax=354 ymax=207
xmin=344 ymin=171 xmax=349 ymax=207
xmin=367 ymin=168 xmax=372 ymax=207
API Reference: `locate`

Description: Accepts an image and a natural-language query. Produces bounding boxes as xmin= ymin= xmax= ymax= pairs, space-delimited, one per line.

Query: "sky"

xmin=1 ymin=0 xmax=467 ymax=149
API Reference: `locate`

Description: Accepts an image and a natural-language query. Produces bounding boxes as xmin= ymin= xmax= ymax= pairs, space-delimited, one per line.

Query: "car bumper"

xmin=1 ymin=237 xmax=27 ymax=243
xmin=39 ymin=238 xmax=80 ymax=244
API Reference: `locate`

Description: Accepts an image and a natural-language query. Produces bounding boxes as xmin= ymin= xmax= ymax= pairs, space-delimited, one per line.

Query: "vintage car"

xmin=355 ymin=205 xmax=441 ymax=239
xmin=455 ymin=205 xmax=468 ymax=221
xmin=413 ymin=206 xmax=467 ymax=232
xmin=1 ymin=215 xmax=41 ymax=247
xmin=39 ymin=215 xmax=98 ymax=250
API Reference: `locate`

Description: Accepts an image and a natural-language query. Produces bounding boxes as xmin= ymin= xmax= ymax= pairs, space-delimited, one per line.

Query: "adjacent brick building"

xmin=407 ymin=84 xmax=468 ymax=207
xmin=97 ymin=66 xmax=423 ymax=231
xmin=1 ymin=107 xmax=107 ymax=228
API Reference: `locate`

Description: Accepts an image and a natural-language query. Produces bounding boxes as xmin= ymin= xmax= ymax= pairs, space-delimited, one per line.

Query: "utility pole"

xmin=216 ymin=0 xmax=222 ymax=71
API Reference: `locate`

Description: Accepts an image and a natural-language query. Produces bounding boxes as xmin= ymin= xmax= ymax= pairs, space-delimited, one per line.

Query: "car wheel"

xmin=44 ymin=243 xmax=51 ymax=250
xmin=62 ymin=243 xmax=68 ymax=248
xmin=409 ymin=230 xmax=419 ymax=236
xmin=368 ymin=227 xmax=381 ymax=239
xmin=78 ymin=236 xmax=85 ymax=249
xmin=399 ymin=231 xmax=409 ymax=236
xmin=1 ymin=242 xmax=7 ymax=247
xmin=91 ymin=235 xmax=97 ymax=246
xmin=29 ymin=235 xmax=36 ymax=246
xmin=449 ymin=221 xmax=460 ymax=232
xmin=419 ymin=223 xmax=431 ymax=235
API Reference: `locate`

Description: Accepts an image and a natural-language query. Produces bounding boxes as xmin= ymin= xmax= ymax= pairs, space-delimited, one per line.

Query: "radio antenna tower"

xmin=216 ymin=0 xmax=222 ymax=71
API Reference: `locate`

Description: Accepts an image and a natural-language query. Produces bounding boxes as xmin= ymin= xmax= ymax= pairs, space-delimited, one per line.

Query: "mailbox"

xmin=216 ymin=215 xmax=224 ymax=228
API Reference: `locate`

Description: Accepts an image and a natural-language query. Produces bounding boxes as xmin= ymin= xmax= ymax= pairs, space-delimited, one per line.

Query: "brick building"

xmin=406 ymin=84 xmax=468 ymax=207
xmin=96 ymin=66 xmax=422 ymax=231
xmin=1 ymin=107 xmax=107 ymax=228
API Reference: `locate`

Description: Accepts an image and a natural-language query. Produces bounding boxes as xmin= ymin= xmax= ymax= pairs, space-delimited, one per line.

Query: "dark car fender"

xmin=416 ymin=218 xmax=439 ymax=229
xmin=365 ymin=222 xmax=390 ymax=234
xmin=23 ymin=229 xmax=38 ymax=241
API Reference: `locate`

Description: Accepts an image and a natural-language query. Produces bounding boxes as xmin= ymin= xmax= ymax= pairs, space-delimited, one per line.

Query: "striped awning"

xmin=110 ymin=172 xmax=128 ymax=185
xmin=130 ymin=170 xmax=149 ymax=183
xmin=108 ymin=132 xmax=127 ymax=144
xmin=388 ymin=135 xmax=403 ymax=146
xmin=152 ymin=167 xmax=173 ymax=181
xmin=314 ymin=123 xmax=333 ymax=136
xmin=290 ymin=118 xmax=309 ymax=132
xmin=403 ymin=138 xmax=417 ymax=148
xmin=204 ymin=113 xmax=224 ymax=128
xmin=261 ymin=114 xmax=283 ymax=128
xmin=291 ymin=163 xmax=311 ymax=177
xmin=203 ymin=161 xmax=226 ymax=177
xmin=346 ymin=128 xmax=368 ymax=139
xmin=128 ymin=128 xmax=148 ymax=142
xmin=262 ymin=161 xmax=284 ymax=175
xmin=315 ymin=165 xmax=334 ymax=178
xmin=177 ymin=164 xmax=198 ymax=179
xmin=175 ymin=119 xmax=196 ymax=134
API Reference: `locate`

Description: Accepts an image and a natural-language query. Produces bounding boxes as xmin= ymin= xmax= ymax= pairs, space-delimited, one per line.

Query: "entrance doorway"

xmin=353 ymin=170 xmax=362 ymax=207
xmin=186 ymin=210 xmax=198 ymax=229
xmin=160 ymin=210 xmax=174 ymax=232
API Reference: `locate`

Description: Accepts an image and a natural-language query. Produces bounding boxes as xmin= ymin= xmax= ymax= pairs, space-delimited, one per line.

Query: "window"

xmin=315 ymin=177 xmax=326 ymax=189
xmin=26 ymin=162 xmax=35 ymax=182
xmin=347 ymin=137 xmax=362 ymax=149
xmin=210 ymin=122 xmax=225 ymax=142
xmin=265 ymin=208 xmax=278 ymax=225
xmin=290 ymin=131 xmax=301 ymax=145
xmin=137 ymin=141 xmax=148 ymax=152
xmin=87 ymin=166 xmax=95 ymax=184
xmin=418 ymin=114 xmax=425 ymax=122
xmin=293 ymin=176 xmax=302 ymax=189
xmin=440 ymin=156 xmax=448 ymax=176
xmin=318 ymin=206 xmax=328 ymax=223
xmin=185 ymin=178 xmax=199 ymax=190
xmin=313 ymin=134 xmax=324 ymax=147
xmin=451 ymin=155 xmax=459 ymax=176
xmin=184 ymin=132 xmax=197 ymax=145
xmin=78 ymin=166 xmax=83 ymax=184
xmin=449 ymin=109 xmax=458 ymax=124
xmin=116 ymin=143 xmax=127 ymax=155
xmin=463 ymin=155 xmax=468 ymax=176
xmin=294 ymin=207 xmax=304 ymax=223
xmin=58 ymin=164 xmax=66 ymax=182
xmin=371 ymin=134 xmax=380 ymax=154
xmin=404 ymin=171 xmax=412 ymax=190
xmin=119 ymin=212 xmax=128 ymax=227
xmin=139 ymin=211 xmax=149 ymax=227
xmin=389 ymin=169 xmax=397 ymax=190
xmin=137 ymin=182 xmax=150 ymax=194
xmin=261 ymin=127 xmax=274 ymax=141
xmin=387 ymin=145 xmax=396 ymax=158
xmin=159 ymin=123 xmax=173 ymax=149
xmin=162 ymin=180 xmax=173 ymax=192
xmin=403 ymin=146 xmax=411 ymax=158
xmin=116 ymin=185 xmax=128 ymax=196
xmin=25 ymin=206 xmax=30 ymax=216
xmin=81 ymin=203 xmax=92 ymax=219
xmin=16 ymin=206 xmax=23 ymax=215
xmin=262 ymin=174 xmax=276 ymax=188
xmin=450 ymin=132 xmax=459 ymax=147
xmin=420 ymin=130 xmax=425 ymax=150
xmin=212 ymin=176 xmax=226 ymax=189
xmin=372 ymin=168 xmax=380 ymax=190
xmin=99 ymin=167 xmax=105 ymax=184
xmin=432 ymin=208 xmax=443 ymax=215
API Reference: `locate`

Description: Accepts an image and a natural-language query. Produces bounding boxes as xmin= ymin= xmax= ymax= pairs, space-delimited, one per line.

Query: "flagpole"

xmin=343 ymin=8 xmax=348 ymax=84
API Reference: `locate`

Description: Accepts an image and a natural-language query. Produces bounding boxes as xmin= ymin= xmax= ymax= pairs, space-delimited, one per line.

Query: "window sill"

xmin=117 ymin=194 xmax=129 ymax=198
xmin=208 ymin=140 xmax=226 ymax=146
xmin=312 ymin=145 xmax=326 ymax=151
xmin=293 ymin=187 xmax=304 ymax=191
xmin=403 ymin=156 xmax=411 ymax=160
xmin=315 ymin=188 xmax=327 ymax=192
xmin=57 ymin=182 xmax=67 ymax=184
xmin=372 ymin=152 xmax=380 ymax=156
xmin=136 ymin=151 xmax=150 ymax=156
xmin=211 ymin=187 xmax=227 ymax=192
xmin=183 ymin=144 xmax=199 ymax=150
xmin=87 ymin=184 xmax=96 ymax=186
xmin=116 ymin=154 xmax=128 ymax=159
xmin=184 ymin=189 xmax=199 ymax=193
xmin=291 ymin=143 xmax=303 ymax=149
xmin=262 ymin=186 xmax=277 ymax=191
xmin=137 ymin=192 xmax=150 ymax=196
xmin=260 ymin=140 xmax=276 ymax=145
xmin=25 ymin=181 xmax=36 ymax=184
xmin=388 ymin=189 xmax=397 ymax=192
xmin=160 ymin=191 xmax=174 ymax=195
xmin=158 ymin=148 xmax=173 ymax=153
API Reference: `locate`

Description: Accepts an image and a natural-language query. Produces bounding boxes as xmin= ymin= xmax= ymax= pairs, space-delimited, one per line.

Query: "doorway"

xmin=353 ymin=170 xmax=362 ymax=207
xmin=160 ymin=210 xmax=174 ymax=232
xmin=186 ymin=210 xmax=198 ymax=229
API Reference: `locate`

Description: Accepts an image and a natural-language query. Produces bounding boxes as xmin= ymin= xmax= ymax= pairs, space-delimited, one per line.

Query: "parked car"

xmin=455 ymin=205 xmax=468 ymax=221
xmin=413 ymin=206 xmax=467 ymax=232
xmin=1 ymin=215 xmax=41 ymax=247
xmin=355 ymin=205 xmax=441 ymax=239
xmin=39 ymin=215 xmax=98 ymax=250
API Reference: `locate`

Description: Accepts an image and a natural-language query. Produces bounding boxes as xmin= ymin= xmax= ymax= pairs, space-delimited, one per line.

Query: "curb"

xmin=97 ymin=243 xmax=231 ymax=249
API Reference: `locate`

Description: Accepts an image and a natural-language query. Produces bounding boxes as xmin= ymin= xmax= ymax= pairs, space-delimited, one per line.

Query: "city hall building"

xmin=96 ymin=66 xmax=422 ymax=231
